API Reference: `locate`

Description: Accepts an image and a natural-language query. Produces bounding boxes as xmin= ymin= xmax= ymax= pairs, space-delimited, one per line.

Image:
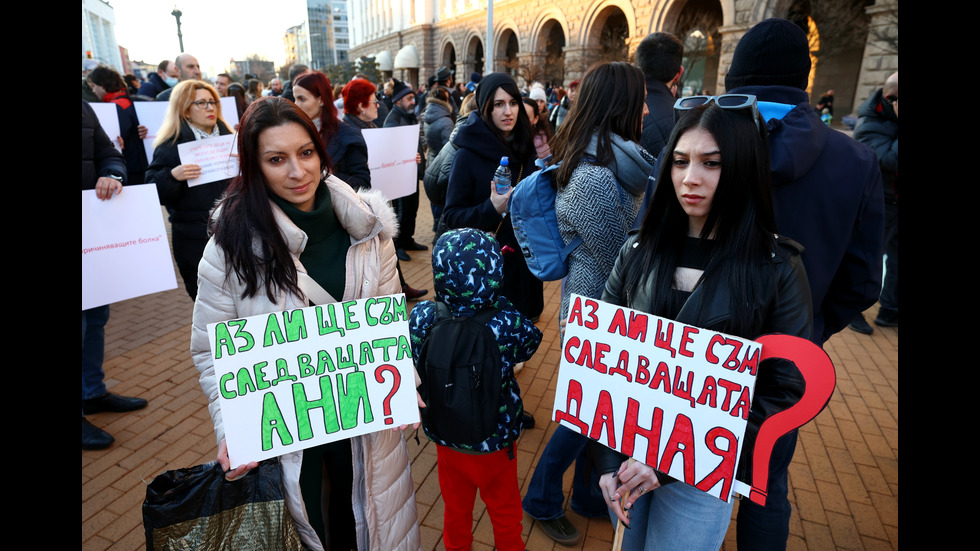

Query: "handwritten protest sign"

xmin=178 ymin=134 xmax=239 ymax=187
xmin=362 ymin=124 xmax=420 ymax=201
xmin=134 ymin=97 xmax=239 ymax=165
xmin=207 ymin=295 xmax=420 ymax=468
xmin=553 ymin=294 xmax=761 ymax=502
xmin=82 ymin=184 xmax=178 ymax=309
xmin=89 ymin=102 xmax=123 ymax=153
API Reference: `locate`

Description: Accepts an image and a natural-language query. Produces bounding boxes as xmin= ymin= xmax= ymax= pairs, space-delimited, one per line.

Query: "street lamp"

xmin=172 ymin=7 xmax=184 ymax=53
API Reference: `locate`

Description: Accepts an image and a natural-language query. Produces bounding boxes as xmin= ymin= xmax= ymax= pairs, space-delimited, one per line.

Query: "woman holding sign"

xmin=146 ymin=80 xmax=235 ymax=300
xmin=591 ymin=97 xmax=813 ymax=550
xmin=190 ymin=97 xmax=421 ymax=551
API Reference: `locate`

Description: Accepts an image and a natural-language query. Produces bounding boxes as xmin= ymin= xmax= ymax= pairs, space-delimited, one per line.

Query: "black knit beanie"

xmin=475 ymin=72 xmax=517 ymax=113
xmin=391 ymin=78 xmax=413 ymax=103
xmin=725 ymin=18 xmax=811 ymax=91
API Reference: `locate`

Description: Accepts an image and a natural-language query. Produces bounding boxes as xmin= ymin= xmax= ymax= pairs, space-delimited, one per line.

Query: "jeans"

xmin=878 ymin=203 xmax=898 ymax=317
xmin=522 ymin=425 xmax=607 ymax=519
xmin=735 ymin=429 xmax=798 ymax=550
xmin=609 ymin=481 xmax=733 ymax=551
xmin=81 ymin=305 xmax=110 ymax=400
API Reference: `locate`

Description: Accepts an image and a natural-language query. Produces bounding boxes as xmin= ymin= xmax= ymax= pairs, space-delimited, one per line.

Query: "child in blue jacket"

xmin=409 ymin=228 xmax=542 ymax=551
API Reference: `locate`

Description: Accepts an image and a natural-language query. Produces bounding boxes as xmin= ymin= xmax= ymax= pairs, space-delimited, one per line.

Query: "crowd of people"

xmin=83 ymin=17 xmax=896 ymax=551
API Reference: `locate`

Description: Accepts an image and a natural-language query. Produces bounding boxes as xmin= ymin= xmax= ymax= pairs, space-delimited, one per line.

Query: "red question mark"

xmin=374 ymin=364 xmax=401 ymax=425
xmin=742 ymin=334 xmax=836 ymax=506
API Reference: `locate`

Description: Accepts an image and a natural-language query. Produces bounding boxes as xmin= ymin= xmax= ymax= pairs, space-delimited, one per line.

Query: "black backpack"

xmin=416 ymin=302 xmax=515 ymax=447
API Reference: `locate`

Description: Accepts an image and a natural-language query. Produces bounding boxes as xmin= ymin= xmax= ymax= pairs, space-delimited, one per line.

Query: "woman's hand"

xmin=171 ymin=163 xmax=202 ymax=181
xmin=217 ymin=438 xmax=258 ymax=481
xmin=599 ymin=472 xmax=630 ymax=525
xmin=489 ymin=181 xmax=512 ymax=214
xmin=600 ymin=459 xmax=662 ymax=525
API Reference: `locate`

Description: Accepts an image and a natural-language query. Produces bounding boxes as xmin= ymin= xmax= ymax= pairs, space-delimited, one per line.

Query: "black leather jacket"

xmin=589 ymin=233 xmax=813 ymax=487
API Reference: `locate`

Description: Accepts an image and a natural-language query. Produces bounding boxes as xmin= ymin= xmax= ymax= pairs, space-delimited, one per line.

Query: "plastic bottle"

xmin=493 ymin=156 xmax=512 ymax=195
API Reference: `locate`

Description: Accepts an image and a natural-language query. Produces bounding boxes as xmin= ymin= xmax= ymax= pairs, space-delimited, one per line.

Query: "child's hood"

xmin=430 ymin=228 xmax=504 ymax=315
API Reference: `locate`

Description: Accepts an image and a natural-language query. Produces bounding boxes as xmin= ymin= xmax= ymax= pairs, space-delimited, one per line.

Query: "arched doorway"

xmin=441 ymin=42 xmax=457 ymax=74
xmin=499 ymin=29 xmax=520 ymax=79
xmin=466 ymin=35 xmax=485 ymax=76
xmin=541 ymin=20 xmax=566 ymax=87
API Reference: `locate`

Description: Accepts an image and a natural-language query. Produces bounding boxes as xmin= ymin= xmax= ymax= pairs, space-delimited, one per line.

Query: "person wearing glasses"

xmin=591 ymin=96 xmax=813 ymax=550
xmin=146 ymin=80 xmax=235 ymax=300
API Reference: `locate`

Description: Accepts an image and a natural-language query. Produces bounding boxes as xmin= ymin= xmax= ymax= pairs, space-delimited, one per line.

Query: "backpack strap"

xmin=433 ymin=301 xmax=452 ymax=321
xmin=469 ymin=306 xmax=501 ymax=325
xmin=561 ymin=236 xmax=584 ymax=260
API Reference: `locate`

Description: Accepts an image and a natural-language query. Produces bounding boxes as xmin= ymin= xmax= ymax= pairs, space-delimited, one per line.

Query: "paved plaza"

xmin=82 ymin=192 xmax=898 ymax=550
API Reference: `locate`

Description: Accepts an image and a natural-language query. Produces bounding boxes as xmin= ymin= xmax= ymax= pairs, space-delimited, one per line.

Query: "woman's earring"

xmin=321 ymin=168 xmax=328 ymax=181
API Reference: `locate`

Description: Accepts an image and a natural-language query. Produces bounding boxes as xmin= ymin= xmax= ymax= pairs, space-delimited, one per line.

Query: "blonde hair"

xmin=154 ymin=80 xmax=232 ymax=147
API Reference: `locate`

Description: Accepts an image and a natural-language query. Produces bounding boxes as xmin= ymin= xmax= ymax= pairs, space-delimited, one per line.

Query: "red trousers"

xmin=437 ymin=445 xmax=525 ymax=551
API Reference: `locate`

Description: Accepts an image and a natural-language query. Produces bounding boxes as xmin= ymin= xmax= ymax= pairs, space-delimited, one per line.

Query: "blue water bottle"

xmin=493 ymin=156 xmax=511 ymax=195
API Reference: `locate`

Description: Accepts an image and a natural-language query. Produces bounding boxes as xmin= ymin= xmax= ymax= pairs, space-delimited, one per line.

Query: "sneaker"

xmin=848 ymin=316 xmax=873 ymax=335
xmin=535 ymin=515 xmax=581 ymax=546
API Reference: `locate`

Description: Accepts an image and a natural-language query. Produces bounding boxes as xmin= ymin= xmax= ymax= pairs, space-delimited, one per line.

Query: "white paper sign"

xmin=362 ymin=124 xmax=420 ymax=201
xmin=206 ymin=295 xmax=420 ymax=467
xmin=89 ymin=102 xmax=122 ymax=153
xmin=178 ymin=134 xmax=239 ymax=187
xmin=554 ymin=294 xmax=761 ymax=502
xmin=82 ymin=184 xmax=178 ymax=310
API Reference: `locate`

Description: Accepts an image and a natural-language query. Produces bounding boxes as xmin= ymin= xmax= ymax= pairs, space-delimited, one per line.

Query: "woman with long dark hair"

xmin=190 ymin=96 xmax=421 ymax=551
xmin=592 ymin=97 xmax=812 ymax=550
xmin=521 ymin=62 xmax=654 ymax=544
xmin=442 ymin=72 xmax=543 ymax=321
xmin=145 ymin=80 xmax=234 ymax=300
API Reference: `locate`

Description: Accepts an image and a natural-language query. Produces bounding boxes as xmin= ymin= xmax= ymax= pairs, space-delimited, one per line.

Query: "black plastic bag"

xmin=142 ymin=459 xmax=305 ymax=550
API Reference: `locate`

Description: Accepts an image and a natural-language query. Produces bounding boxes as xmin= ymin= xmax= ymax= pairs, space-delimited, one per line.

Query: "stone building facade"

xmin=348 ymin=0 xmax=897 ymax=117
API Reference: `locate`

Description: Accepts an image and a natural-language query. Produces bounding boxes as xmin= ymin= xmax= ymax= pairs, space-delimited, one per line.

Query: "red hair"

xmin=294 ymin=71 xmax=338 ymax=141
xmin=342 ymin=78 xmax=376 ymax=115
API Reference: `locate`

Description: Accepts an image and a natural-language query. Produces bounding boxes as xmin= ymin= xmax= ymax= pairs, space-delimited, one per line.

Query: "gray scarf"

xmin=585 ymin=132 xmax=655 ymax=197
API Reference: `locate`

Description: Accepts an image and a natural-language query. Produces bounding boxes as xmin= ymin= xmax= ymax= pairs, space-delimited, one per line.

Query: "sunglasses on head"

xmin=674 ymin=94 xmax=762 ymax=130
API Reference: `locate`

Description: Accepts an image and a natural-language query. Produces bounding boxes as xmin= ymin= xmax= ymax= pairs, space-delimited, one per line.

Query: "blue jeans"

xmin=82 ymin=305 xmax=110 ymax=400
xmin=609 ymin=481 xmax=733 ymax=551
xmin=522 ymin=425 xmax=607 ymax=519
xmin=735 ymin=429 xmax=797 ymax=550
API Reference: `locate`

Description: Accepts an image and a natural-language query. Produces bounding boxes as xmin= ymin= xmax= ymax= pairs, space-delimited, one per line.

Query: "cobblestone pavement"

xmin=83 ymin=191 xmax=898 ymax=550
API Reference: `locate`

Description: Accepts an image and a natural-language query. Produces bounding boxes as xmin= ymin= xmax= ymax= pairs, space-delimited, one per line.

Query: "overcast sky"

xmin=110 ymin=0 xmax=308 ymax=75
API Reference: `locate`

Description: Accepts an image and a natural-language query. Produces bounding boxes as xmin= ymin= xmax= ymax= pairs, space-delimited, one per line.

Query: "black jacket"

xmin=326 ymin=115 xmax=372 ymax=191
xmin=589 ymin=234 xmax=813 ymax=487
xmin=145 ymin=119 xmax=234 ymax=240
xmin=854 ymin=88 xmax=898 ymax=204
xmin=137 ymin=72 xmax=169 ymax=99
xmin=82 ymin=100 xmax=127 ymax=189
xmin=639 ymin=77 xmax=676 ymax=158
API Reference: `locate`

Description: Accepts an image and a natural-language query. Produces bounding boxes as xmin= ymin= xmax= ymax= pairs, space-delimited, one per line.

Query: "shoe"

xmin=848 ymin=316 xmax=873 ymax=335
xmin=82 ymin=392 xmax=148 ymax=415
xmin=873 ymin=310 xmax=898 ymax=327
xmin=535 ymin=515 xmax=581 ymax=546
xmin=521 ymin=411 xmax=535 ymax=430
xmin=396 ymin=248 xmax=411 ymax=261
xmin=82 ymin=417 xmax=114 ymax=450
xmin=402 ymin=285 xmax=428 ymax=300
xmin=405 ymin=240 xmax=429 ymax=251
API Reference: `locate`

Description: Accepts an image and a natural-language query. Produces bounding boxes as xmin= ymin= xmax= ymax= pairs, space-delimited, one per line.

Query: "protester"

xmin=145 ymin=80 xmax=234 ymax=301
xmin=443 ymin=73 xmax=543 ymax=322
xmin=87 ymin=65 xmax=148 ymax=186
xmin=634 ymin=32 xmax=685 ymax=157
xmin=521 ymin=62 xmax=653 ymax=546
xmin=246 ymin=78 xmax=263 ymax=103
xmin=384 ymin=78 xmax=428 ymax=260
xmin=226 ymin=82 xmax=248 ymax=121
xmin=549 ymin=80 xmax=579 ymax=129
xmin=124 ymin=74 xmax=142 ymax=97
xmin=82 ymin=99 xmax=148 ymax=450
xmin=410 ymin=228 xmax=542 ymax=551
xmin=423 ymin=86 xmax=456 ymax=229
xmin=522 ymin=97 xmax=553 ymax=161
xmin=139 ymin=60 xmax=178 ymax=98
xmin=189 ymin=96 xmax=421 ymax=551
xmin=593 ymin=97 xmax=812 ymax=550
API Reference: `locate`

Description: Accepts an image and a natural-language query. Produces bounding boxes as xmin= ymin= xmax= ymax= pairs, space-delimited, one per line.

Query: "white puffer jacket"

xmin=190 ymin=176 xmax=422 ymax=551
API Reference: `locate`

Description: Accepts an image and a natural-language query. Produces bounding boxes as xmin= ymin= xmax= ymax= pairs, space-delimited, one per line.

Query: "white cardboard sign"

xmin=361 ymin=124 xmax=420 ymax=201
xmin=554 ymin=294 xmax=761 ymax=502
xmin=177 ymin=134 xmax=239 ymax=187
xmin=89 ymin=102 xmax=123 ymax=153
xmin=206 ymin=295 xmax=420 ymax=467
xmin=82 ymin=183 xmax=178 ymax=310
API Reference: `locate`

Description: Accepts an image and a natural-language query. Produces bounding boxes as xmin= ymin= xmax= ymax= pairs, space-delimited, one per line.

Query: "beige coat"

xmin=190 ymin=176 xmax=421 ymax=551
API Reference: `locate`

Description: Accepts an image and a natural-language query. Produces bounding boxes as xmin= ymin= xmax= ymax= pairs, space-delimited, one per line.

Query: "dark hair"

xmin=634 ymin=32 xmax=684 ymax=82
xmin=478 ymin=78 xmax=534 ymax=162
xmin=216 ymin=73 xmax=232 ymax=82
xmin=124 ymin=74 xmax=140 ymax=89
xmin=247 ymin=78 xmax=261 ymax=97
xmin=624 ymin=102 xmax=777 ymax=337
xmin=227 ymin=83 xmax=248 ymax=120
xmin=212 ymin=97 xmax=329 ymax=301
xmin=550 ymin=62 xmax=646 ymax=188
xmin=89 ymin=65 xmax=125 ymax=93
xmin=289 ymin=64 xmax=309 ymax=82
xmin=157 ymin=59 xmax=172 ymax=73
xmin=294 ymin=71 xmax=339 ymax=144
xmin=522 ymin=97 xmax=553 ymax=141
